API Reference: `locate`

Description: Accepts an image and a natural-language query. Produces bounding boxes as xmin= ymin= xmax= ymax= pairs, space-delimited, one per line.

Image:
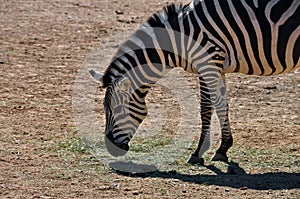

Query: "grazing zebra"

xmin=89 ymin=0 xmax=300 ymax=165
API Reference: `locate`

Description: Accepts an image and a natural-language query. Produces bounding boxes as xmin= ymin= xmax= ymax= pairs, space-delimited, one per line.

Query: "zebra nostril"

xmin=119 ymin=142 xmax=129 ymax=151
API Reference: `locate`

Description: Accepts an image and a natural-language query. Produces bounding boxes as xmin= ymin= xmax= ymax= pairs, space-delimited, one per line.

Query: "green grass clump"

xmin=56 ymin=136 xmax=87 ymax=154
xmin=130 ymin=129 xmax=174 ymax=153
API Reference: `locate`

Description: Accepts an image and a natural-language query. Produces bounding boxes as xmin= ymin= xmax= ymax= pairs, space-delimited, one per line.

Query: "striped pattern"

xmin=191 ymin=0 xmax=300 ymax=75
xmin=91 ymin=0 xmax=300 ymax=162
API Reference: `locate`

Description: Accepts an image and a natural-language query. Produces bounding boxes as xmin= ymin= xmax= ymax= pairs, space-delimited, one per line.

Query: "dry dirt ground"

xmin=0 ymin=0 xmax=299 ymax=198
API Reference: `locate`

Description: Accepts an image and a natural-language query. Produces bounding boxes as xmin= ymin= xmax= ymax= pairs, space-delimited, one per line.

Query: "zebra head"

xmin=88 ymin=68 xmax=148 ymax=157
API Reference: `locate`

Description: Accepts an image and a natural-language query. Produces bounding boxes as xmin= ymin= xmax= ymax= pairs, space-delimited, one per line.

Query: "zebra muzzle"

xmin=105 ymin=136 xmax=129 ymax=157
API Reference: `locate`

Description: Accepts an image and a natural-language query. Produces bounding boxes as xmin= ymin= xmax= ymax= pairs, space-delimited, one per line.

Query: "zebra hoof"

xmin=211 ymin=153 xmax=228 ymax=163
xmin=187 ymin=155 xmax=204 ymax=165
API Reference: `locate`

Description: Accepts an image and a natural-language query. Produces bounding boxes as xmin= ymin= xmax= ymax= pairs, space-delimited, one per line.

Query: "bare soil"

xmin=0 ymin=0 xmax=299 ymax=198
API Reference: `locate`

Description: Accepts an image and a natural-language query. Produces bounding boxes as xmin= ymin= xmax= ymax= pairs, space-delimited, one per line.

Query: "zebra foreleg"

xmin=211 ymin=108 xmax=233 ymax=163
xmin=211 ymin=75 xmax=233 ymax=163
xmin=187 ymin=77 xmax=213 ymax=165
xmin=187 ymin=73 xmax=233 ymax=165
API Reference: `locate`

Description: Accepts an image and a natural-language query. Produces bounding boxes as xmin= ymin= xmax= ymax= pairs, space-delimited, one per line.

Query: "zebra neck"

xmin=144 ymin=2 xmax=222 ymax=73
xmin=103 ymin=3 xmax=200 ymax=88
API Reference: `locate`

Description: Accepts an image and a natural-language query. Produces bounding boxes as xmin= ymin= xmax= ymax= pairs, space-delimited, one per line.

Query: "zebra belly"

xmin=223 ymin=54 xmax=300 ymax=76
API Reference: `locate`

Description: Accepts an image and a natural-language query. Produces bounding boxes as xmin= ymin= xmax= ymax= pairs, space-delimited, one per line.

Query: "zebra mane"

xmin=102 ymin=4 xmax=188 ymax=88
xmin=147 ymin=4 xmax=184 ymax=30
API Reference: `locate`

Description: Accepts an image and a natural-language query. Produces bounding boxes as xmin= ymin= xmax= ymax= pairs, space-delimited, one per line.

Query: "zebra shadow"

xmin=111 ymin=161 xmax=300 ymax=190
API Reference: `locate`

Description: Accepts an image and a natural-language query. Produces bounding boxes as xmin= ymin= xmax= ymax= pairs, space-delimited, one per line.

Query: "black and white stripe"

xmin=89 ymin=0 xmax=299 ymax=163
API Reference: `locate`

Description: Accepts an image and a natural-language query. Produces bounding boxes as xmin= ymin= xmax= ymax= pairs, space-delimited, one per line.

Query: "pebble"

xmin=115 ymin=10 xmax=124 ymax=15
xmin=132 ymin=191 xmax=139 ymax=195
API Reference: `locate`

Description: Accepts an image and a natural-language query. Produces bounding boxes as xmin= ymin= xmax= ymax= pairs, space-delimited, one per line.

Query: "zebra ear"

xmin=117 ymin=77 xmax=131 ymax=92
xmin=88 ymin=68 xmax=104 ymax=83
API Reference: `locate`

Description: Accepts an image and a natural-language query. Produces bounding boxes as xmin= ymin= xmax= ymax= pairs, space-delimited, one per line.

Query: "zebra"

xmin=89 ymin=0 xmax=299 ymax=165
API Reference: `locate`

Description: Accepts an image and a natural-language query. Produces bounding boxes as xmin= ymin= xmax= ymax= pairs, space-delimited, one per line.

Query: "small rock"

xmin=115 ymin=10 xmax=124 ymax=15
xmin=23 ymin=132 xmax=30 ymax=135
xmin=264 ymin=86 xmax=277 ymax=90
xmin=0 ymin=61 xmax=4 ymax=64
xmin=44 ymin=38 xmax=52 ymax=41
xmin=117 ymin=18 xmax=129 ymax=23
xmin=132 ymin=191 xmax=139 ymax=195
